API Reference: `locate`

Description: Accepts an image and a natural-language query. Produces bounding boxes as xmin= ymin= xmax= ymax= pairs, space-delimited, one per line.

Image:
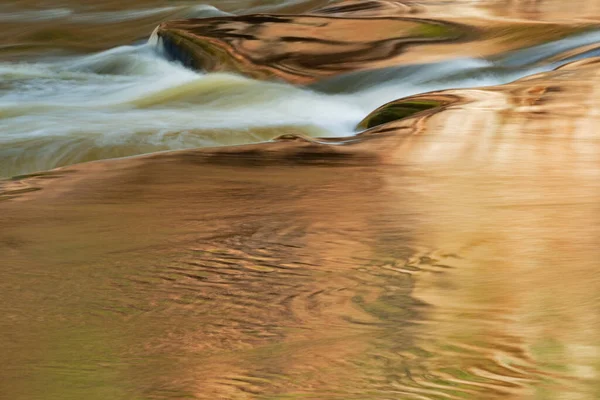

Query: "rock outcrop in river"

xmin=155 ymin=0 xmax=590 ymax=84
xmin=155 ymin=13 xmax=464 ymax=84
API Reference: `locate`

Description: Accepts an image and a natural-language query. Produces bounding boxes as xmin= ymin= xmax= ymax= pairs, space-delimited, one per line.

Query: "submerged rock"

xmin=356 ymin=93 xmax=456 ymax=130
xmin=153 ymin=2 xmax=592 ymax=85
xmin=155 ymin=14 xmax=464 ymax=84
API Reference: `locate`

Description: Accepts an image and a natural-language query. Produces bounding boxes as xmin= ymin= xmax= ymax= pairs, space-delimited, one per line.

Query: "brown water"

xmin=2 ymin=1 xmax=600 ymax=399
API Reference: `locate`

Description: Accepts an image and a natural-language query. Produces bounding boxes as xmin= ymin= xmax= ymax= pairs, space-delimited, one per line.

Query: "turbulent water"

xmin=2 ymin=1 xmax=600 ymax=400
xmin=0 ymin=44 xmax=363 ymax=177
xmin=3 ymin=5 xmax=600 ymax=178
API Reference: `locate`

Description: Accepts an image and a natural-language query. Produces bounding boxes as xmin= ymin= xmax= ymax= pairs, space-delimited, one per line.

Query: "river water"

xmin=1 ymin=1 xmax=600 ymax=399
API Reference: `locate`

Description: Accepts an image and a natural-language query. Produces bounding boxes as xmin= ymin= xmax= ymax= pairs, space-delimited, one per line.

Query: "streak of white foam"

xmin=0 ymin=43 xmax=365 ymax=177
xmin=3 ymin=28 xmax=600 ymax=177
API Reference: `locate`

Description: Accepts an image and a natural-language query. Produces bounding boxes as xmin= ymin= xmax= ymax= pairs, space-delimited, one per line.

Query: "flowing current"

xmin=3 ymin=2 xmax=600 ymax=400
xmin=3 ymin=4 xmax=600 ymax=178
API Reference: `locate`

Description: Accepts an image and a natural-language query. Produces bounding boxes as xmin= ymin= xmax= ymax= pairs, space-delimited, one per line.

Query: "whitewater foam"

xmin=0 ymin=43 xmax=365 ymax=177
xmin=3 ymin=28 xmax=600 ymax=178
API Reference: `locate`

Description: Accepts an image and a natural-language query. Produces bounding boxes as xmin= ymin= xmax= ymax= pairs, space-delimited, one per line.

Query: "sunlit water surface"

xmin=2 ymin=1 xmax=600 ymax=399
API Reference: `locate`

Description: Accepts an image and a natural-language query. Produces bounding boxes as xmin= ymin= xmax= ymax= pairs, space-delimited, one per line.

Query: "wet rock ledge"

xmin=155 ymin=9 xmax=465 ymax=84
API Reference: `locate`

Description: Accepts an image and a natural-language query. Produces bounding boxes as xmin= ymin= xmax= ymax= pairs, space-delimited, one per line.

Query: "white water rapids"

xmin=1 ymin=16 xmax=600 ymax=178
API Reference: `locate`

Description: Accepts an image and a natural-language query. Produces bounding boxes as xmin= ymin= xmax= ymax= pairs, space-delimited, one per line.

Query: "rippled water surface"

xmin=2 ymin=1 xmax=600 ymax=399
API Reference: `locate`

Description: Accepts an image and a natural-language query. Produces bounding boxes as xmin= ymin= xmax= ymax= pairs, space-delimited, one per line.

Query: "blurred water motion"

xmin=2 ymin=1 xmax=600 ymax=399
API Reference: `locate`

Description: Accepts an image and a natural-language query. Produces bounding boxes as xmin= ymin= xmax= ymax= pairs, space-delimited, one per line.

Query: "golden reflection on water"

xmin=2 ymin=0 xmax=597 ymax=61
xmin=363 ymin=58 xmax=600 ymax=399
xmin=0 ymin=0 xmax=326 ymax=59
xmin=156 ymin=3 xmax=596 ymax=84
xmin=4 ymin=0 xmax=600 ymax=179
xmin=2 ymin=56 xmax=600 ymax=399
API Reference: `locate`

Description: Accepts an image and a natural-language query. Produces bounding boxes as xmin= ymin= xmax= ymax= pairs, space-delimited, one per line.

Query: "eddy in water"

xmin=2 ymin=1 xmax=600 ymax=400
